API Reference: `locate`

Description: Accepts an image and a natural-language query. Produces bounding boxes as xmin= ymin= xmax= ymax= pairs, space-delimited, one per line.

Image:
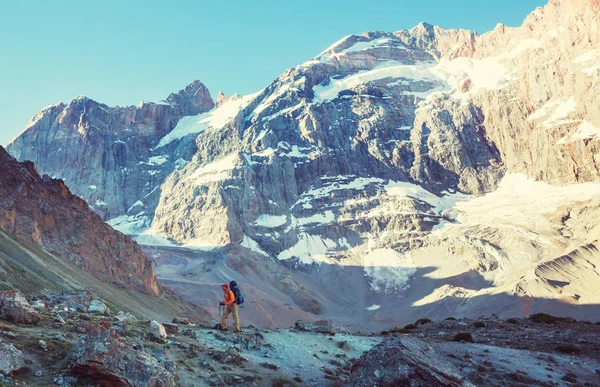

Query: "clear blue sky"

xmin=0 ymin=0 xmax=546 ymax=145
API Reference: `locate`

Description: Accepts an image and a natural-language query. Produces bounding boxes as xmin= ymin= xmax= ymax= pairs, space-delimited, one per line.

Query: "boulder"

xmin=149 ymin=320 xmax=167 ymax=341
xmin=71 ymin=323 xmax=175 ymax=387
xmin=346 ymin=337 xmax=474 ymax=387
xmin=0 ymin=290 xmax=40 ymax=325
xmin=0 ymin=340 xmax=24 ymax=374
xmin=171 ymin=317 xmax=189 ymax=325
xmin=114 ymin=311 xmax=138 ymax=323
xmin=163 ymin=323 xmax=178 ymax=335
xmin=87 ymin=299 xmax=109 ymax=314
xmin=294 ymin=320 xmax=339 ymax=335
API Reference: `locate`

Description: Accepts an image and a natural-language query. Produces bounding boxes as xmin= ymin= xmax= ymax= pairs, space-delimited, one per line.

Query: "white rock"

xmin=149 ymin=320 xmax=167 ymax=340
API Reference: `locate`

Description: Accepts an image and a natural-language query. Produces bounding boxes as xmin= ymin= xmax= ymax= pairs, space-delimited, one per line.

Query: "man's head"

xmin=222 ymin=284 xmax=229 ymax=291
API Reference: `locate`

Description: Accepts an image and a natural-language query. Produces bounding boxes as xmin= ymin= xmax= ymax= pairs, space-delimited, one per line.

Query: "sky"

xmin=0 ymin=0 xmax=547 ymax=146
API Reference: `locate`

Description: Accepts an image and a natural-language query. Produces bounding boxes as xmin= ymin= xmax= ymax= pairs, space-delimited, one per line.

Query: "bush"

xmin=272 ymin=377 xmax=296 ymax=387
xmin=473 ymin=321 xmax=486 ymax=328
xmin=415 ymin=318 xmax=432 ymax=325
xmin=530 ymin=313 xmax=576 ymax=324
xmin=453 ymin=332 xmax=474 ymax=343
xmin=381 ymin=327 xmax=413 ymax=335
xmin=506 ymin=318 xmax=519 ymax=325
xmin=444 ymin=317 xmax=457 ymax=321
xmin=556 ymin=344 xmax=581 ymax=354
xmin=403 ymin=324 xmax=417 ymax=330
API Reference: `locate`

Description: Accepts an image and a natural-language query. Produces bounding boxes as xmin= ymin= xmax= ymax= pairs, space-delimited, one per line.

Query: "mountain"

xmin=8 ymin=0 xmax=600 ymax=328
xmin=0 ymin=146 xmax=210 ymax=322
xmin=7 ymin=80 xmax=214 ymax=225
xmin=0 ymin=146 xmax=160 ymax=295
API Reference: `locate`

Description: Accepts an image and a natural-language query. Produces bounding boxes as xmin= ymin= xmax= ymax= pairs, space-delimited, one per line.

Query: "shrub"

xmin=473 ymin=321 xmax=486 ymax=328
xmin=403 ymin=324 xmax=417 ymax=330
xmin=506 ymin=318 xmax=519 ymax=325
xmin=530 ymin=313 xmax=576 ymax=324
xmin=415 ymin=318 xmax=432 ymax=325
xmin=444 ymin=317 xmax=457 ymax=321
xmin=272 ymin=377 xmax=296 ymax=387
xmin=381 ymin=327 xmax=412 ymax=335
xmin=556 ymin=344 xmax=581 ymax=354
xmin=453 ymin=332 xmax=474 ymax=343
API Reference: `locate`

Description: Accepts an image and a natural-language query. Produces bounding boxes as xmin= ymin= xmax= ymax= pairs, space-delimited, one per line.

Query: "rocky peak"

xmin=0 ymin=146 xmax=161 ymax=296
xmin=165 ymin=79 xmax=215 ymax=116
xmin=216 ymin=91 xmax=228 ymax=108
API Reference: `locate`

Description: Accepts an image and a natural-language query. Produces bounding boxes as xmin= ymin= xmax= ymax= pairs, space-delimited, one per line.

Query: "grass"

xmin=506 ymin=318 xmax=519 ymax=325
xmin=403 ymin=324 xmax=417 ymax=330
xmin=452 ymin=332 xmax=474 ymax=343
xmin=444 ymin=317 xmax=457 ymax=321
xmin=556 ymin=343 xmax=581 ymax=354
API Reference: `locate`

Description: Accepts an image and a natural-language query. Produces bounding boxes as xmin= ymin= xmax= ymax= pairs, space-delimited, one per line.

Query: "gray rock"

xmin=0 ymin=290 xmax=40 ymax=325
xmin=346 ymin=336 xmax=474 ymax=386
xmin=71 ymin=323 xmax=175 ymax=386
xmin=0 ymin=341 xmax=24 ymax=375
xmin=87 ymin=299 xmax=109 ymax=314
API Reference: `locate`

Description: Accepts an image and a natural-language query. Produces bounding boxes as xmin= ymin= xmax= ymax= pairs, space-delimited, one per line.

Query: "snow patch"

xmin=254 ymin=214 xmax=287 ymax=228
xmin=156 ymin=92 xmax=261 ymax=148
xmin=189 ymin=154 xmax=239 ymax=185
xmin=365 ymin=304 xmax=381 ymax=311
xmin=241 ymin=235 xmax=269 ymax=257
xmin=278 ymin=233 xmax=340 ymax=264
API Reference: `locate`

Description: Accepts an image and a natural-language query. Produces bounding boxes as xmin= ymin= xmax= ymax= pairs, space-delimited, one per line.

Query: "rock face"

xmin=0 ymin=290 xmax=40 ymax=325
xmin=346 ymin=336 xmax=473 ymax=386
xmin=7 ymin=0 xmax=600 ymax=325
xmin=0 ymin=341 xmax=24 ymax=375
xmin=7 ymin=80 xmax=214 ymax=228
xmin=0 ymin=146 xmax=161 ymax=296
xmin=71 ymin=323 xmax=175 ymax=387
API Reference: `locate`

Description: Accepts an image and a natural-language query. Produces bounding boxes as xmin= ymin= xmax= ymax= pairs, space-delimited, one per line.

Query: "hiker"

xmin=219 ymin=283 xmax=240 ymax=332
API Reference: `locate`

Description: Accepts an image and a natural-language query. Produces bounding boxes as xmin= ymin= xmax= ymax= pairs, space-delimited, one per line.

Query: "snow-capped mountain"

xmin=8 ymin=0 xmax=600 ymax=326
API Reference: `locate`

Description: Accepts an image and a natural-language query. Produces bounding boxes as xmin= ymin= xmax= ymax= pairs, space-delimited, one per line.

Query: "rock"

xmin=149 ymin=320 xmax=167 ymax=341
xmin=347 ymin=337 xmax=474 ymax=386
xmin=0 ymin=341 xmax=24 ymax=374
xmin=114 ymin=311 xmax=137 ymax=322
xmin=71 ymin=323 xmax=175 ymax=386
xmin=39 ymin=340 xmax=48 ymax=351
xmin=87 ymin=299 xmax=109 ymax=314
xmin=31 ymin=300 xmax=46 ymax=310
xmin=294 ymin=320 xmax=339 ymax=335
xmin=34 ymin=370 xmax=43 ymax=377
xmin=0 ymin=290 xmax=40 ymax=325
xmin=163 ymin=323 xmax=179 ymax=335
xmin=172 ymin=317 xmax=189 ymax=325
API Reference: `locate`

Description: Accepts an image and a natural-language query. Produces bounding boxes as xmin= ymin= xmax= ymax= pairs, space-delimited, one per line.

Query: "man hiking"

xmin=219 ymin=283 xmax=240 ymax=332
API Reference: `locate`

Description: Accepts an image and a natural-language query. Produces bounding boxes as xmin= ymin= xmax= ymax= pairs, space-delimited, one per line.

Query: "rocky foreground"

xmin=0 ymin=290 xmax=598 ymax=386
